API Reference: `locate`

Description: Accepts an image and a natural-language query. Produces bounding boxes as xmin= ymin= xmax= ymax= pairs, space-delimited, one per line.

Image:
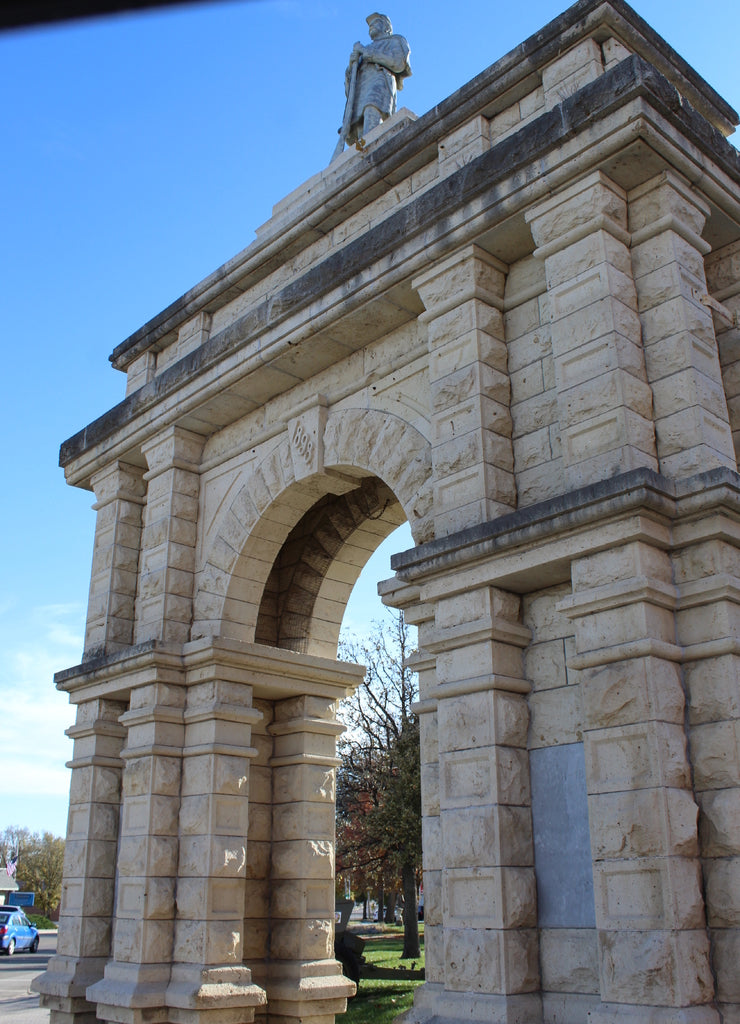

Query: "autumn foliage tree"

xmin=337 ymin=611 xmax=422 ymax=959
xmin=1 ymin=826 xmax=65 ymax=917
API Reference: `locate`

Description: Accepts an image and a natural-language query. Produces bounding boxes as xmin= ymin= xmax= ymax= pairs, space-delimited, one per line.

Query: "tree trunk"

xmin=377 ymin=882 xmax=384 ymax=923
xmin=362 ymin=890 xmax=369 ymax=920
xmin=401 ymin=862 xmax=420 ymax=958
xmin=385 ymin=889 xmax=397 ymax=924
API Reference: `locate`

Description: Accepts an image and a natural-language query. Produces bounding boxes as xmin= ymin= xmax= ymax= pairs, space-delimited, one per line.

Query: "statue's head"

xmin=367 ymin=12 xmax=392 ymax=39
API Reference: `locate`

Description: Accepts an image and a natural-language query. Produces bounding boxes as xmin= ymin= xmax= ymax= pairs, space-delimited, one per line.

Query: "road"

xmin=0 ymin=931 xmax=55 ymax=1024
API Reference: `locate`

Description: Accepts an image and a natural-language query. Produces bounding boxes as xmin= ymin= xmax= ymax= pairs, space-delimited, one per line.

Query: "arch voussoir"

xmin=323 ymin=407 xmax=433 ymax=544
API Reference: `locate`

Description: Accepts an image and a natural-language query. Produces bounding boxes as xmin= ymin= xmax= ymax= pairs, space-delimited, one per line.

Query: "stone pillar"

xmin=407 ymin=586 xmax=541 ymax=1024
xmin=88 ymin=675 xmax=186 ymax=1024
xmin=242 ymin=698 xmax=273 ymax=1000
xmin=561 ymin=541 xmax=718 ymax=1024
xmin=166 ymin=647 xmax=266 ymax=1024
xmin=629 ymin=170 xmax=735 ymax=476
xmin=264 ymin=694 xmax=355 ymax=1024
xmin=135 ymin=426 xmax=204 ymax=645
xmin=413 ymin=245 xmax=515 ymax=537
xmin=404 ymin=598 xmax=443 ymax=991
xmin=85 ymin=462 xmax=145 ymax=659
xmin=526 ymin=170 xmax=658 ymax=488
xmin=34 ymin=698 xmax=126 ymax=1024
xmin=706 ymin=238 xmax=740 ymax=465
xmin=673 ymin=533 xmax=740 ymax=1022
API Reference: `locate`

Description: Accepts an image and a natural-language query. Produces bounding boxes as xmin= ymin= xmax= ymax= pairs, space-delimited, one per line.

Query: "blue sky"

xmin=1 ymin=0 xmax=739 ymax=839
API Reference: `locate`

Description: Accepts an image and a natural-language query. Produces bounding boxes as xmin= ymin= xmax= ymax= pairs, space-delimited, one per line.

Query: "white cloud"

xmin=0 ymin=603 xmax=82 ymax=812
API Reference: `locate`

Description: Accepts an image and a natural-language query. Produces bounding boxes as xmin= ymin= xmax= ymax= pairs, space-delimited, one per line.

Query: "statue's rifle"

xmin=332 ymin=53 xmax=361 ymax=161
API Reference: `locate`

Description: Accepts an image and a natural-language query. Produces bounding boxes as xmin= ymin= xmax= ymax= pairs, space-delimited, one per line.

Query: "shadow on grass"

xmin=342 ymin=979 xmax=417 ymax=1024
xmin=341 ymin=927 xmax=424 ymax=1023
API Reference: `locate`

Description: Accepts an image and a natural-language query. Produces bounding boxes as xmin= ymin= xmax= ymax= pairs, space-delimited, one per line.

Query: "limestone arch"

xmin=192 ymin=407 xmax=433 ymax=651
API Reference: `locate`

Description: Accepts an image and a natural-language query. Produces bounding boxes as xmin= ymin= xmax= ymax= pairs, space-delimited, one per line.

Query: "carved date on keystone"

xmin=291 ymin=421 xmax=314 ymax=464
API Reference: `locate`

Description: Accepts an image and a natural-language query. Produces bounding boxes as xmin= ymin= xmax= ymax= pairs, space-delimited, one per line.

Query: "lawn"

xmin=341 ymin=925 xmax=424 ymax=1024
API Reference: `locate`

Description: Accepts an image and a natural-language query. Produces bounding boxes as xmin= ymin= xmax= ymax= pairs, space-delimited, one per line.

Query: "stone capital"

xmin=629 ymin=169 xmax=712 ymax=249
xmin=526 ymin=170 xmax=629 ymax=258
xmin=141 ymin=425 xmax=205 ymax=479
xmin=413 ymin=244 xmax=507 ymax=321
xmin=90 ymin=461 xmax=146 ymax=509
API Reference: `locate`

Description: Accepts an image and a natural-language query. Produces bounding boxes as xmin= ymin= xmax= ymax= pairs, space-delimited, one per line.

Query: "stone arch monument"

xmin=36 ymin=2 xmax=740 ymax=1022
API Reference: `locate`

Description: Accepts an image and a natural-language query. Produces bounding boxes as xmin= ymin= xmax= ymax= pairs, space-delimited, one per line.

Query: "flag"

xmin=5 ymin=851 xmax=17 ymax=877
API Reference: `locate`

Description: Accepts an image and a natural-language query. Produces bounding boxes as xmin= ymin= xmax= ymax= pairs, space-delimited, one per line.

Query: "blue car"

xmin=0 ymin=907 xmax=39 ymax=955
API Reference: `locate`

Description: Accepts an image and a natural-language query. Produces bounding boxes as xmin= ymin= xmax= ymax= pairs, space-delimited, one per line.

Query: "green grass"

xmin=341 ymin=927 xmax=424 ymax=1024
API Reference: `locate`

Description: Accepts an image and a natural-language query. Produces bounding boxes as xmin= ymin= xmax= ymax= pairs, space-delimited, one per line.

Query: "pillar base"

xmin=166 ymin=963 xmax=266 ymax=1023
xmin=87 ymin=962 xmax=173 ymax=1024
xmin=263 ymin=959 xmax=355 ymax=1021
xmin=586 ymin=1004 xmax=720 ymax=1023
xmin=396 ymin=981 xmax=542 ymax=1023
xmin=33 ymin=954 xmax=109 ymax=1024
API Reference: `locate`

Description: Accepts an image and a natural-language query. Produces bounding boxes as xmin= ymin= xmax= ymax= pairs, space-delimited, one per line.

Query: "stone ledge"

xmin=390 ymin=466 xmax=740 ymax=580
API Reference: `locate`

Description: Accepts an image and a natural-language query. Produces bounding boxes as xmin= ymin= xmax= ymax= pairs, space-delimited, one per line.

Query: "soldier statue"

xmin=332 ymin=13 xmax=411 ymax=160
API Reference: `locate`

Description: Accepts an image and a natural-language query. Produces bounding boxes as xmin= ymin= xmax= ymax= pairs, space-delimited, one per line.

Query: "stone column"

xmin=561 ymin=540 xmax=718 ymax=1024
xmin=135 ymin=426 xmax=204 ymax=645
xmin=673 ymin=531 xmax=740 ymax=1022
xmin=34 ymin=698 xmax=126 ymax=1024
xmin=413 ymin=245 xmax=515 ymax=537
xmin=241 ymin=698 xmax=273 ymax=997
xmin=381 ymin=577 xmax=443 ymax=993
xmin=88 ymin=674 xmax=186 ymax=1024
xmin=85 ymin=462 xmax=145 ymax=660
xmin=264 ymin=694 xmax=355 ymax=1024
xmin=706 ymin=238 xmax=740 ymax=464
xmin=408 ymin=585 xmax=540 ymax=1024
xmin=629 ymin=169 xmax=735 ymax=476
xmin=526 ymin=170 xmax=658 ymax=488
xmin=166 ymin=646 xmax=266 ymax=1024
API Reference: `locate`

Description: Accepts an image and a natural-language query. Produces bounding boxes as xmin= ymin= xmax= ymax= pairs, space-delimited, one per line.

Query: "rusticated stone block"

xmin=598 ymin=928 xmax=714 ymax=1005
xmin=584 ymin=721 xmax=691 ymax=794
xmin=698 ymin=788 xmax=740 ymax=856
xmin=589 ymin=788 xmax=699 ymax=859
xmin=713 ymin=928 xmax=740 ymax=1002
xmin=440 ymin=747 xmax=531 ymax=808
xmin=441 ymin=804 xmax=533 ymax=867
xmin=270 ymin=839 xmax=334 ymax=880
xmin=581 ymin=657 xmax=685 ymax=730
xmin=443 ymin=867 xmax=536 ymax=928
xmin=691 ymin=720 xmax=740 ymax=790
xmin=437 ymin=690 xmax=529 ymax=751
xmin=593 ymin=857 xmax=705 ymax=930
xmin=443 ymin=926 xmax=539 ymax=994
xmin=704 ymin=859 xmax=740 ymax=926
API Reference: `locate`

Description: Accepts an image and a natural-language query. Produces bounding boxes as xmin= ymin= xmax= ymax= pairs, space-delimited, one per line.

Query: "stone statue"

xmin=332 ymin=12 xmax=411 ymax=160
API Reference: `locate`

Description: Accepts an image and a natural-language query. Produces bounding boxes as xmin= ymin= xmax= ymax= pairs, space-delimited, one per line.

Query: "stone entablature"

xmin=37 ymin=2 xmax=740 ymax=1024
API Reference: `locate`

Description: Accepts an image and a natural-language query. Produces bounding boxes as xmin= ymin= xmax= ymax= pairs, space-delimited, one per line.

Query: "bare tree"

xmin=337 ymin=611 xmax=422 ymax=958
